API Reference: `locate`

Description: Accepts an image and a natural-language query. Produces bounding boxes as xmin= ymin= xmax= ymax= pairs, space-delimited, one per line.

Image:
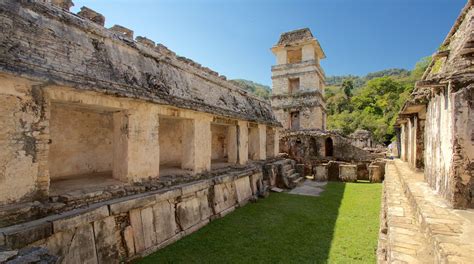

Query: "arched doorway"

xmin=325 ymin=137 xmax=334 ymax=157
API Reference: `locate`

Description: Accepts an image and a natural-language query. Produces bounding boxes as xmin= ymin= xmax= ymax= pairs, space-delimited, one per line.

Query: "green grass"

xmin=138 ymin=182 xmax=382 ymax=264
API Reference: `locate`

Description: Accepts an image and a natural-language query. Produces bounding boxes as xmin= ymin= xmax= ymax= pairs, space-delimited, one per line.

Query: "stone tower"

xmin=271 ymin=28 xmax=326 ymax=130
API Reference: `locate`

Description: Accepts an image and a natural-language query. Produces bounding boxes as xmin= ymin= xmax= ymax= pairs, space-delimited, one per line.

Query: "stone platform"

xmin=378 ymin=160 xmax=474 ymax=263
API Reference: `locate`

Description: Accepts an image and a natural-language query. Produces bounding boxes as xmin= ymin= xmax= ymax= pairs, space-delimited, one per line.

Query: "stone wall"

xmin=0 ymin=0 xmax=278 ymax=126
xmin=49 ymin=104 xmax=114 ymax=179
xmin=0 ymin=170 xmax=264 ymax=263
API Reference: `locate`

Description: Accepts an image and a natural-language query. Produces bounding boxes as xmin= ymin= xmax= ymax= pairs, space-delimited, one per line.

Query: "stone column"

xmin=115 ymin=107 xmax=160 ymax=182
xmin=258 ymin=124 xmax=267 ymax=160
xmin=182 ymin=117 xmax=211 ymax=173
xmin=237 ymin=121 xmax=248 ymax=165
xmin=227 ymin=125 xmax=238 ymax=164
xmin=273 ymin=128 xmax=280 ymax=157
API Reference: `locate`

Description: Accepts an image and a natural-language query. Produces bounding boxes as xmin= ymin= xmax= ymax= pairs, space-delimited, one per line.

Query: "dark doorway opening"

xmin=325 ymin=137 xmax=334 ymax=157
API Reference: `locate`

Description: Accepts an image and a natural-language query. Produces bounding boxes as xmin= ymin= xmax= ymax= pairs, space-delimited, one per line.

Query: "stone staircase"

xmin=378 ymin=160 xmax=474 ymax=263
xmin=274 ymin=159 xmax=305 ymax=189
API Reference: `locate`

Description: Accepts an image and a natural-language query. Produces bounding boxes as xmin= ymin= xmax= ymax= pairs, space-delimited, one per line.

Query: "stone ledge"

xmin=391 ymin=160 xmax=474 ymax=263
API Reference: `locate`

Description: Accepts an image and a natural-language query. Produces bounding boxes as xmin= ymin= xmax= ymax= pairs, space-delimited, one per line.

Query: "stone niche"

xmin=210 ymin=123 xmax=237 ymax=166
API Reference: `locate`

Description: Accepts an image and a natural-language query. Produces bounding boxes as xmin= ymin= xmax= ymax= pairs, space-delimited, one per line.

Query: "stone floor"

xmin=381 ymin=160 xmax=474 ymax=263
xmin=49 ymin=172 xmax=125 ymax=196
xmin=288 ymin=180 xmax=327 ymax=197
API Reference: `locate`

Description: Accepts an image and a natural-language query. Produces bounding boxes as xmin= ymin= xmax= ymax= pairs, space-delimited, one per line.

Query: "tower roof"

xmin=277 ymin=28 xmax=314 ymax=45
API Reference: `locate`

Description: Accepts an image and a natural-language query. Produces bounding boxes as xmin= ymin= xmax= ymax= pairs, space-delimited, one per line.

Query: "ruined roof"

xmin=0 ymin=0 xmax=280 ymax=126
xmin=277 ymin=28 xmax=314 ymax=46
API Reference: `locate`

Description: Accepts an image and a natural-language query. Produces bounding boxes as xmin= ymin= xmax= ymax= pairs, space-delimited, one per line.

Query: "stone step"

xmin=379 ymin=161 xmax=434 ymax=263
xmin=390 ymin=160 xmax=474 ymax=263
xmin=285 ymin=169 xmax=295 ymax=177
xmin=282 ymin=164 xmax=292 ymax=173
xmin=291 ymin=177 xmax=305 ymax=186
xmin=288 ymin=173 xmax=300 ymax=181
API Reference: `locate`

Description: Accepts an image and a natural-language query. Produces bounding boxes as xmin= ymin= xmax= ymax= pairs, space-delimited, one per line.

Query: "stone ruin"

xmin=378 ymin=2 xmax=474 ymax=263
xmin=0 ymin=0 xmax=305 ymax=262
xmin=269 ymin=29 xmax=386 ymax=184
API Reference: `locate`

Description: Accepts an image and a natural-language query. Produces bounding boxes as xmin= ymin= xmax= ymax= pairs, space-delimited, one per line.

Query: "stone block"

xmin=93 ymin=216 xmax=119 ymax=264
xmin=212 ymin=182 xmax=237 ymax=214
xmin=296 ymin=164 xmax=305 ymax=176
xmin=30 ymin=230 xmax=74 ymax=260
xmin=152 ymin=201 xmax=177 ymax=244
xmin=109 ymin=194 xmax=156 ymax=214
xmin=78 ymin=6 xmax=105 ymax=26
xmin=155 ymin=188 xmax=182 ymax=203
xmin=129 ymin=209 xmax=145 ymax=253
xmin=140 ymin=207 xmax=156 ymax=249
xmin=53 ymin=205 xmax=109 ymax=232
xmin=136 ymin=36 xmax=155 ymax=48
xmin=263 ymin=164 xmax=277 ymax=187
xmin=62 ymin=224 xmax=98 ymax=264
xmin=109 ymin=25 xmax=134 ymax=39
xmin=369 ymin=165 xmax=384 ymax=183
xmin=50 ymin=0 xmax=74 ymax=10
xmin=176 ymin=196 xmax=201 ymax=230
xmin=339 ymin=164 xmax=357 ymax=182
xmin=249 ymin=173 xmax=263 ymax=195
xmin=4 ymin=221 xmax=52 ymax=249
xmin=123 ymin=226 xmax=135 ymax=257
xmin=357 ymin=164 xmax=370 ymax=180
xmin=197 ymin=190 xmax=212 ymax=220
xmin=313 ymin=164 xmax=328 ymax=181
xmin=234 ymin=176 xmax=252 ymax=205
xmin=181 ymin=180 xmax=211 ymax=196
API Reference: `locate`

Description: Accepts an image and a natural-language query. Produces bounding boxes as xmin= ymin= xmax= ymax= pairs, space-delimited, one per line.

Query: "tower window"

xmin=287 ymin=48 xmax=302 ymax=63
xmin=290 ymin=111 xmax=300 ymax=130
xmin=289 ymin=78 xmax=300 ymax=94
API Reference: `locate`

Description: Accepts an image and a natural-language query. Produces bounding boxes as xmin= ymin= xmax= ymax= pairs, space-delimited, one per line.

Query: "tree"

xmin=342 ymin=79 xmax=354 ymax=98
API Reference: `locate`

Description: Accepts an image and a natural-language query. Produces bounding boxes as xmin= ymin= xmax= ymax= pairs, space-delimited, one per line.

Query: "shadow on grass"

xmin=138 ymin=182 xmax=347 ymax=264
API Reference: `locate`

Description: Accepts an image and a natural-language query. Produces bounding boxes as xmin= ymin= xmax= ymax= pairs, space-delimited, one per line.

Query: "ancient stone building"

xmin=396 ymin=1 xmax=473 ymax=209
xmin=0 ymin=1 xmax=301 ymax=262
xmin=378 ymin=2 xmax=474 ymax=263
xmin=270 ymin=28 xmax=327 ymax=130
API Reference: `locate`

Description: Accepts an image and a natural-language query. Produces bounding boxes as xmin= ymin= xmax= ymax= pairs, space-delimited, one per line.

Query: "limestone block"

xmin=152 ymin=201 xmax=177 ymax=244
xmin=263 ymin=164 xmax=277 ymax=187
xmin=140 ymin=207 xmax=156 ymax=249
xmin=28 ymin=230 xmax=74 ymax=260
xmin=109 ymin=25 xmax=134 ymax=39
xmin=369 ymin=165 xmax=383 ymax=183
xmin=339 ymin=164 xmax=357 ymax=182
xmin=53 ymin=205 xmax=109 ymax=232
xmin=93 ymin=216 xmax=119 ymax=264
xmin=77 ymin=7 xmax=105 ymax=26
xmin=4 ymin=221 xmax=52 ymax=249
xmin=176 ymin=196 xmax=201 ymax=230
xmin=123 ymin=226 xmax=135 ymax=257
xmin=197 ymin=189 xmax=212 ymax=220
xmin=313 ymin=164 xmax=328 ymax=181
xmin=129 ymin=209 xmax=145 ymax=253
xmin=50 ymin=0 xmax=74 ymax=10
xmin=249 ymin=173 xmax=263 ymax=195
xmin=212 ymin=182 xmax=237 ymax=214
xmin=62 ymin=224 xmax=98 ymax=264
xmin=155 ymin=188 xmax=182 ymax=203
xmin=136 ymin=36 xmax=155 ymax=48
xmin=181 ymin=180 xmax=211 ymax=196
xmin=234 ymin=176 xmax=252 ymax=205
xmin=109 ymin=194 xmax=156 ymax=214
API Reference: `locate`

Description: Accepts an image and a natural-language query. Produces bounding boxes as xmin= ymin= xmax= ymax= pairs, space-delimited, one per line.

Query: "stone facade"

xmin=270 ymin=28 xmax=326 ymax=130
xmin=396 ymin=1 xmax=473 ymax=209
xmin=0 ymin=0 xmax=282 ymax=206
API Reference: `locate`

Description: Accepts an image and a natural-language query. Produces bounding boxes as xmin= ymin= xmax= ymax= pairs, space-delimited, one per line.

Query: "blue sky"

xmin=72 ymin=0 xmax=466 ymax=86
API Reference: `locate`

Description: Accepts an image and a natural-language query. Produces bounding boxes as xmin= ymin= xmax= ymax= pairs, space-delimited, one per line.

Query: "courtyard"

xmin=139 ymin=182 xmax=382 ymax=263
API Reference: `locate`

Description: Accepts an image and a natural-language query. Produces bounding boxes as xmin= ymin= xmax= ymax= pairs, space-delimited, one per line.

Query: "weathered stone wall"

xmin=49 ymin=104 xmax=114 ymax=179
xmin=0 ymin=0 xmax=278 ymax=126
xmin=211 ymin=124 xmax=228 ymax=160
xmin=0 ymin=170 xmax=263 ymax=263
xmin=159 ymin=118 xmax=184 ymax=166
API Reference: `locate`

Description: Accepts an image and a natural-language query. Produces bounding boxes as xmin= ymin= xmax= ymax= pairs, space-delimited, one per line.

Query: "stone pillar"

xmin=273 ymin=128 xmax=280 ymax=157
xmin=227 ymin=125 xmax=238 ymax=164
xmin=339 ymin=164 xmax=357 ymax=182
xmin=114 ymin=108 xmax=160 ymax=182
xmin=258 ymin=124 xmax=267 ymax=160
xmin=182 ymin=117 xmax=211 ymax=173
xmin=237 ymin=121 xmax=248 ymax=165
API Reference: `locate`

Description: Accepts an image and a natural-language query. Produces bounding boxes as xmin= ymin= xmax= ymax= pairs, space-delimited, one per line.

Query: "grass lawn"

xmin=138 ymin=182 xmax=382 ymax=264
